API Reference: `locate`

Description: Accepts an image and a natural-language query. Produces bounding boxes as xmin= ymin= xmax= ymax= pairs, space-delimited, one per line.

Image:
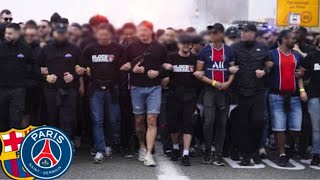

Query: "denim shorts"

xmin=131 ymin=86 xmax=162 ymax=114
xmin=269 ymin=94 xmax=302 ymax=131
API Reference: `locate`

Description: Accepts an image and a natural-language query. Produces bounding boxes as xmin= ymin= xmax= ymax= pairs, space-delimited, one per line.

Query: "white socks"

xmin=183 ymin=150 xmax=189 ymax=156
xmin=173 ymin=144 xmax=179 ymax=150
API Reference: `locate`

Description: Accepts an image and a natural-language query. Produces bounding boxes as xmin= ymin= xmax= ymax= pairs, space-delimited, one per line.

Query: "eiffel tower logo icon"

xmin=33 ymin=139 xmax=58 ymax=167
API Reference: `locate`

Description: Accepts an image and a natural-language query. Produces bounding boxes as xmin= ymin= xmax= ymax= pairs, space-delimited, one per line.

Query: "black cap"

xmin=225 ymin=26 xmax=238 ymax=38
xmin=50 ymin=12 xmax=61 ymax=23
xmin=207 ymin=23 xmax=224 ymax=33
xmin=289 ymin=26 xmax=307 ymax=34
xmin=177 ymin=34 xmax=192 ymax=44
xmin=240 ymin=23 xmax=257 ymax=32
xmin=54 ymin=23 xmax=67 ymax=33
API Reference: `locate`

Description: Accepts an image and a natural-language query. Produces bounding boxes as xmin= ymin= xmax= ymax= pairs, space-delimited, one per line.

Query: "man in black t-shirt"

xmin=165 ymin=34 xmax=198 ymax=166
xmin=121 ymin=21 xmax=167 ymax=167
xmin=300 ymin=42 xmax=320 ymax=166
xmin=78 ymin=23 xmax=124 ymax=164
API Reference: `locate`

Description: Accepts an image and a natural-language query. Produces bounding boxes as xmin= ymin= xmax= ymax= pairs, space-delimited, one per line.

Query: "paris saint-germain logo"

xmin=19 ymin=126 xmax=74 ymax=179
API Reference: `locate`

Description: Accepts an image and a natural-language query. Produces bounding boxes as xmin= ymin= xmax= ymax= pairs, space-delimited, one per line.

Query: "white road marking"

xmin=155 ymin=143 xmax=189 ymax=180
xmin=224 ymin=158 xmax=265 ymax=169
xmin=300 ymin=159 xmax=320 ymax=170
xmin=262 ymin=159 xmax=305 ymax=170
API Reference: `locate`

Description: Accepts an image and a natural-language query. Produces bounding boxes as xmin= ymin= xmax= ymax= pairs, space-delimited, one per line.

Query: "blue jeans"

xmin=131 ymin=86 xmax=162 ymax=114
xmin=269 ymin=94 xmax=302 ymax=131
xmin=90 ymin=88 xmax=121 ymax=153
xmin=308 ymin=98 xmax=320 ymax=154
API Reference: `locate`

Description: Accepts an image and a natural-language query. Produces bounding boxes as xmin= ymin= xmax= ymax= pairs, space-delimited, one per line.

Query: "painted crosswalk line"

xmin=300 ymin=159 xmax=320 ymax=170
xmin=224 ymin=158 xmax=266 ymax=169
xmin=262 ymin=159 xmax=305 ymax=170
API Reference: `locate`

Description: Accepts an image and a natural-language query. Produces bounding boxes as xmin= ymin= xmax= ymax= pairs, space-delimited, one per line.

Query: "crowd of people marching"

xmin=1 ymin=9 xmax=320 ymax=168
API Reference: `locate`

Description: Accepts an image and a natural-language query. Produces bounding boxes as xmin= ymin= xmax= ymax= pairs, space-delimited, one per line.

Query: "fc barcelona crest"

xmin=0 ymin=126 xmax=36 ymax=180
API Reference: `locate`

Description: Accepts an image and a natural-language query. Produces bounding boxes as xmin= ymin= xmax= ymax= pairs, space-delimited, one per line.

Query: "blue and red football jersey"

xmin=198 ymin=44 xmax=235 ymax=82
xmin=269 ymin=48 xmax=302 ymax=93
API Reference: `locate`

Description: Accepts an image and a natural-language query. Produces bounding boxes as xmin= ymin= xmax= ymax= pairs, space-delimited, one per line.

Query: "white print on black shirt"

xmin=314 ymin=63 xmax=320 ymax=71
xmin=92 ymin=54 xmax=115 ymax=63
xmin=173 ymin=65 xmax=195 ymax=72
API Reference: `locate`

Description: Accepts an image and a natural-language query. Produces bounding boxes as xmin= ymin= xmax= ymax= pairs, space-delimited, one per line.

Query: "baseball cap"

xmin=207 ymin=23 xmax=225 ymax=33
xmin=240 ymin=23 xmax=257 ymax=32
xmin=225 ymin=26 xmax=238 ymax=38
xmin=54 ymin=23 xmax=67 ymax=33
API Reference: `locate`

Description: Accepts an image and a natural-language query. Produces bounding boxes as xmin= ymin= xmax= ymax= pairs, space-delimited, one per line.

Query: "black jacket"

xmin=232 ymin=41 xmax=270 ymax=96
xmin=0 ymin=39 xmax=34 ymax=88
xmin=37 ymin=40 xmax=81 ymax=89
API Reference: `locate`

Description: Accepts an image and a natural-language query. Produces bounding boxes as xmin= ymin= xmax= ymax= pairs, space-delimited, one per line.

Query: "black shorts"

xmin=167 ymin=90 xmax=196 ymax=135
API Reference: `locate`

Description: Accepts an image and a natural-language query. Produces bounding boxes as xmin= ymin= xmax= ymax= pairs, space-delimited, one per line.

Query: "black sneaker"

xmin=123 ymin=148 xmax=134 ymax=158
xmin=202 ymin=149 xmax=212 ymax=164
xmin=181 ymin=155 xmax=191 ymax=166
xmin=252 ymin=152 xmax=262 ymax=164
xmin=164 ymin=149 xmax=172 ymax=157
xmin=213 ymin=154 xmax=225 ymax=166
xmin=230 ymin=149 xmax=240 ymax=161
xmin=171 ymin=149 xmax=180 ymax=161
xmin=240 ymin=154 xmax=251 ymax=166
xmin=278 ymin=155 xmax=289 ymax=167
xmin=311 ymin=154 xmax=320 ymax=166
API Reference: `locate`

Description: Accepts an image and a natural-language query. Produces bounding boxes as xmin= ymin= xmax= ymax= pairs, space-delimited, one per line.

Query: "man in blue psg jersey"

xmin=194 ymin=23 xmax=238 ymax=166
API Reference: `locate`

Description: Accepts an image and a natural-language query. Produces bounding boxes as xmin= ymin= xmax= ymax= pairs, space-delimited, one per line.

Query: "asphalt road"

xmin=0 ymin=143 xmax=319 ymax=179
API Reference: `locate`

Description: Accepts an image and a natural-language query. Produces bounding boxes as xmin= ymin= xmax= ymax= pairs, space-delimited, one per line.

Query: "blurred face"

xmin=38 ymin=21 xmax=51 ymax=37
xmin=293 ymin=30 xmax=306 ymax=43
xmin=241 ymin=30 xmax=256 ymax=41
xmin=208 ymin=30 xmax=224 ymax=43
xmin=24 ymin=28 xmax=38 ymax=44
xmin=122 ymin=27 xmax=136 ymax=43
xmin=164 ymin=29 xmax=176 ymax=44
xmin=178 ymin=42 xmax=192 ymax=53
xmin=0 ymin=13 xmax=12 ymax=23
xmin=137 ymin=25 xmax=153 ymax=42
xmin=284 ymin=32 xmax=296 ymax=49
xmin=68 ymin=26 xmax=82 ymax=43
xmin=53 ymin=31 xmax=68 ymax=42
xmin=5 ymin=27 xmax=20 ymax=42
xmin=95 ymin=29 xmax=112 ymax=46
xmin=262 ymin=31 xmax=273 ymax=46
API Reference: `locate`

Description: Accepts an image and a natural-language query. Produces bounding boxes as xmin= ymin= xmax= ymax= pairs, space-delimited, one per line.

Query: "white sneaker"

xmin=105 ymin=147 xmax=112 ymax=159
xmin=144 ymin=154 xmax=156 ymax=167
xmin=93 ymin=152 xmax=104 ymax=164
xmin=138 ymin=149 xmax=146 ymax=161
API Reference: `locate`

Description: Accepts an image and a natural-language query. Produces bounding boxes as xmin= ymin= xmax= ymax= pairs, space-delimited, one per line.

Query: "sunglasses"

xmin=3 ymin=17 xmax=13 ymax=22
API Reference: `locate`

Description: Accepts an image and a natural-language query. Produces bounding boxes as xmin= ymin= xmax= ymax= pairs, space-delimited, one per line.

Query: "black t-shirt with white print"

xmin=80 ymin=42 xmax=124 ymax=84
xmin=167 ymin=52 xmax=198 ymax=89
xmin=301 ymin=51 xmax=320 ymax=98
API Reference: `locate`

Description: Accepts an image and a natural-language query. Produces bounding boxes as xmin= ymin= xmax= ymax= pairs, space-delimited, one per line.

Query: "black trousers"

xmin=25 ymin=86 xmax=45 ymax=126
xmin=44 ymin=88 xmax=77 ymax=138
xmin=235 ymin=92 xmax=265 ymax=154
xmin=0 ymin=88 xmax=26 ymax=132
xmin=202 ymin=88 xmax=229 ymax=154
xmin=119 ymin=89 xmax=134 ymax=149
xmin=158 ymin=90 xmax=172 ymax=152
